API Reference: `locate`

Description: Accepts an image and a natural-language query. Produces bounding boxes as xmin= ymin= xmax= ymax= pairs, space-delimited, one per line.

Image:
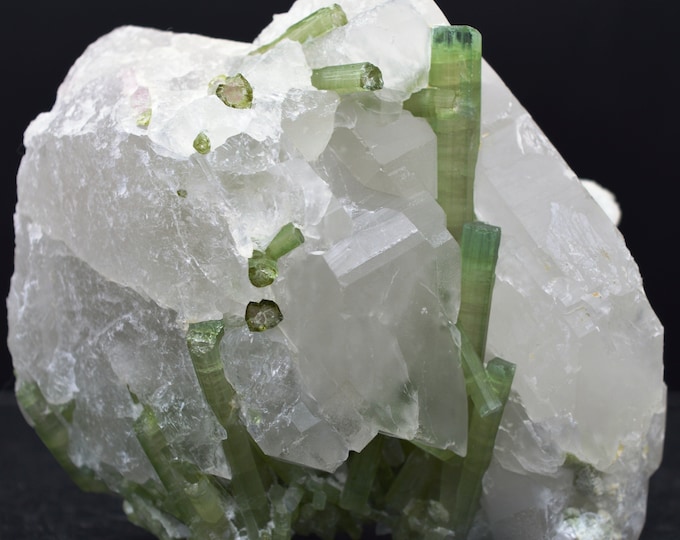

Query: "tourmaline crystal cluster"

xmin=8 ymin=0 xmax=665 ymax=538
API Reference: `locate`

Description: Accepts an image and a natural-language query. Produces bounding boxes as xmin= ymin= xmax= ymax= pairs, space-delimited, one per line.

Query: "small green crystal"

xmin=214 ymin=73 xmax=253 ymax=109
xmin=251 ymin=4 xmax=348 ymax=55
xmin=192 ymin=132 xmax=211 ymax=154
xmin=311 ymin=63 xmax=384 ymax=93
xmin=264 ymin=222 xmax=305 ymax=261
xmin=248 ymin=224 xmax=304 ymax=288
xmin=136 ymin=108 xmax=152 ymax=128
xmin=245 ymin=300 xmax=284 ymax=332
xmin=248 ymin=250 xmax=279 ymax=288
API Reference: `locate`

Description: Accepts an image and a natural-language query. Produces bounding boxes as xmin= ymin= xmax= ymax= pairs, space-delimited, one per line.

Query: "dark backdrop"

xmin=1 ymin=0 xmax=677 ymax=391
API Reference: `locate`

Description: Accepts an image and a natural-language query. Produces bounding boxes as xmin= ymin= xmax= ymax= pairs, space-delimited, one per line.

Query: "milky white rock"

xmin=8 ymin=0 xmax=664 ymax=538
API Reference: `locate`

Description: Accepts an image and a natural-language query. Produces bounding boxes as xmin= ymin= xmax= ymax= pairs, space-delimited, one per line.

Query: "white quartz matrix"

xmin=8 ymin=0 xmax=665 ymax=538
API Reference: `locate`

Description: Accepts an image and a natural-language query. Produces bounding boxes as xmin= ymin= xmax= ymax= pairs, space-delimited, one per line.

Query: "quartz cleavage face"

xmin=8 ymin=0 xmax=664 ymax=538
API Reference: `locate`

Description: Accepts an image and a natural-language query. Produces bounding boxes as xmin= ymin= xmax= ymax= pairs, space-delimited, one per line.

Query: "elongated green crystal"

xmin=16 ymin=381 xmax=108 ymax=493
xmin=340 ymin=435 xmax=383 ymax=513
xmin=265 ymin=222 xmax=305 ymax=261
xmin=269 ymin=484 xmax=295 ymax=540
xmin=458 ymin=221 xmax=501 ymax=360
xmin=186 ymin=321 xmax=269 ymax=530
xmin=410 ymin=440 xmax=458 ymax=462
xmin=124 ymin=491 xmax=185 ymax=540
xmin=385 ymin=449 xmax=440 ymax=513
xmin=220 ymin=424 xmax=269 ymax=525
xmin=131 ymin=398 xmax=198 ymax=524
xmin=186 ymin=320 xmax=235 ymax=427
xmin=131 ymin=399 xmax=239 ymax=537
xmin=251 ymin=4 xmax=348 ymax=55
xmin=458 ymin=325 xmax=502 ymax=417
xmin=311 ymin=63 xmax=384 ymax=93
xmin=451 ymin=357 xmax=515 ymax=535
xmin=438 ymin=457 xmax=463 ymax=520
xmin=404 ymin=25 xmax=482 ymax=241
xmin=213 ymin=73 xmax=253 ymax=109
xmin=245 ymin=299 xmax=284 ymax=332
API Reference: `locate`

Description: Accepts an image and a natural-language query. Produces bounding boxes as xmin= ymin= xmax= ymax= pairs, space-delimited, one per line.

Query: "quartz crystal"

xmin=7 ymin=0 xmax=664 ymax=538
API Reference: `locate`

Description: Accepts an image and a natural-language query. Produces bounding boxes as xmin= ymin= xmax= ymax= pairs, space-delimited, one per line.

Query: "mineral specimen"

xmin=7 ymin=0 xmax=665 ymax=539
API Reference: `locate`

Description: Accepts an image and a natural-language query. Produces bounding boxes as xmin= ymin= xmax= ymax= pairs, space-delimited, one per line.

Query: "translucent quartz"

xmin=8 ymin=0 xmax=664 ymax=538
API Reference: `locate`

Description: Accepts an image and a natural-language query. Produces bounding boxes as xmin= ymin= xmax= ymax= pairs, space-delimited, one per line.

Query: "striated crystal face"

xmin=8 ymin=0 xmax=664 ymax=538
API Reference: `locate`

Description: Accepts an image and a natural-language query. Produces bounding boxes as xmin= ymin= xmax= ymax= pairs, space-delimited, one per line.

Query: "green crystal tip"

xmin=212 ymin=73 xmax=253 ymax=109
xmin=193 ymin=132 xmax=211 ymax=154
xmin=432 ymin=25 xmax=482 ymax=51
xmin=245 ymin=300 xmax=283 ymax=332
xmin=248 ymin=250 xmax=278 ymax=288
xmin=186 ymin=319 xmax=226 ymax=357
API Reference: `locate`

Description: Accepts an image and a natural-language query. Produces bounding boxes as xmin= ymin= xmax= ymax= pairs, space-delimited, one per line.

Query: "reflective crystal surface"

xmin=8 ymin=0 xmax=664 ymax=538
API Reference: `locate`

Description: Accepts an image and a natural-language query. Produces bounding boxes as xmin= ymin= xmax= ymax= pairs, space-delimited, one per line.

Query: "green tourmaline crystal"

xmin=245 ymin=300 xmax=284 ymax=332
xmin=15 ymin=381 xmax=108 ymax=493
xmin=339 ymin=435 xmax=383 ymax=514
xmin=131 ymin=398 xmax=199 ymax=524
xmin=251 ymin=4 xmax=348 ymax=55
xmin=264 ymin=222 xmax=305 ymax=261
xmin=458 ymin=325 xmax=502 ymax=417
xmin=311 ymin=62 xmax=384 ymax=93
xmin=451 ymin=357 xmax=515 ymax=535
xmin=248 ymin=250 xmax=278 ymax=288
xmin=136 ymin=108 xmax=152 ymax=128
xmin=186 ymin=320 xmax=269 ymax=533
xmin=458 ymin=221 xmax=501 ymax=360
xmin=186 ymin=320 xmax=234 ymax=427
xmin=248 ymin=223 xmax=304 ymax=287
xmin=404 ymin=25 xmax=482 ymax=241
xmin=192 ymin=132 xmax=211 ymax=154
xmin=213 ymin=74 xmax=253 ymax=109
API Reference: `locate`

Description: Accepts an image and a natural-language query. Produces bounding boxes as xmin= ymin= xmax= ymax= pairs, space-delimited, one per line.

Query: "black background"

xmin=1 ymin=0 xmax=677 ymax=392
